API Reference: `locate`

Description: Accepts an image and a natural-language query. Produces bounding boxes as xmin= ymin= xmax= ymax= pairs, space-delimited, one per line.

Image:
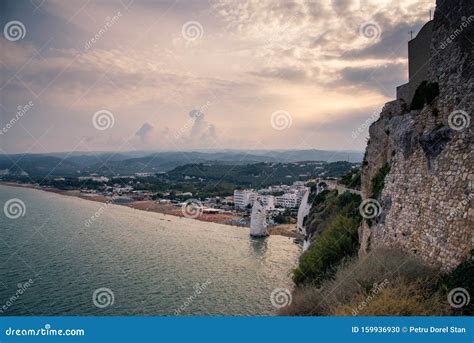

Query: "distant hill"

xmin=162 ymin=161 xmax=358 ymax=188
xmin=0 ymin=149 xmax=363 ymax=177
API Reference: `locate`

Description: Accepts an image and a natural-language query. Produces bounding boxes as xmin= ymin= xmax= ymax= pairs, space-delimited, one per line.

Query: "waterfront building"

xmin=78 ymin=176 xmax=110 ymax=182
xmin=234 ymin=190 xmax=257 ymax=210
xmin=275 ymin=193 xmax=298 ymax=208
xmin=258 ymin=195 xmax=275 ymax=210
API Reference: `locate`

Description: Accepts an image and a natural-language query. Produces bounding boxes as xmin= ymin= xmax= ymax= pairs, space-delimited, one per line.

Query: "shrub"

xmin=282 ymin=248 xmax=444 ymax=316
xmin=304 ymin=190 xmax=361 ymax=237
xmin=410 ymin=81 xmax=440 ymax=110
xmin=295 ymin=190 xmax=361 ymax=285
xmin=293 ymin=214 xmax=360 ymax=285
xmin=424 ymin=82 xmax=440 ymax=104
xmin=340 ymin=168 xmax=361 ymax=190
xmin=273 ymin=215 xmax=293 ymax=224
xmin=371 ymin=163 xmax=390 ymax=198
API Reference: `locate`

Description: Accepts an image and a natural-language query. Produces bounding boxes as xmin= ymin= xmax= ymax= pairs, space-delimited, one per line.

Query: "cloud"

xmin=133 ymin=122 xmax=172 ymax=149
xmin=336 ymin=63 xmax=407 ymax=97
xmin=0 ymin=0 xmax=435 ymax=153
xmin=250 ymin=67 xmax=312 ymax=82
xmin=188 ymin=110 xmax=218 ymax=143
xmin=331 ymin=0 xmax=360 ymax=14
xmin=135 ymin=122 xmax=154 ymax=140
xmin=345 ymin=20 xmax=427 ymax=59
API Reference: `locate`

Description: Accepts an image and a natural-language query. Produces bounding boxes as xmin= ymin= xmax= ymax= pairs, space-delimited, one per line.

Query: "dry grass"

xmin=333 ymin=280 xmax=451 ymax=316
xmin=280 ymin=248 xmax=450 ymax=316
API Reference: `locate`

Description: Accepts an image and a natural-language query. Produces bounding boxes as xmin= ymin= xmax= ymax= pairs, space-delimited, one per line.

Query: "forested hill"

xmin=161 ymin=161 xmax=358 ymax=188
xmin=0 ymin=149 xmax=362 ymax=177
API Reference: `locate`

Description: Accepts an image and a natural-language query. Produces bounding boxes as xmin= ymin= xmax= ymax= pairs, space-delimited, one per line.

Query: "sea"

xmin=0 ymin=185 xmax=300 ymax=316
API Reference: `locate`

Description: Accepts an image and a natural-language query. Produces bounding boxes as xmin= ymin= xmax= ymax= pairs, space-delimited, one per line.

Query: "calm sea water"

xmin=0 ymin=185 xmax=300 ymax=316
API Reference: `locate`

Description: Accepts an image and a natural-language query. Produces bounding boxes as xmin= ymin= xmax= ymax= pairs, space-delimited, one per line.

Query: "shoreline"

xmin=0 ymin=182 xmax=301 ymax=239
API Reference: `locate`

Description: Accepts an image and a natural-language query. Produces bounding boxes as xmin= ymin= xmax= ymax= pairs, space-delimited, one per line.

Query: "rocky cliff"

xmin=359 ymin=0 xmax=473 ymax=271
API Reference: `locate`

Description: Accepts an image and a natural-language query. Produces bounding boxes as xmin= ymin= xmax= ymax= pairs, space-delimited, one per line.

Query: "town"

xmin=53 ymin=175 xmax=328 ymax=228
xmin=0 ymin=160 xmax=361 ymax=229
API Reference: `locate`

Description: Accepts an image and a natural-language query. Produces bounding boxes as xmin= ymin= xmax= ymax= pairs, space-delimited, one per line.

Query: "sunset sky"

xmin=0 ymin=0 xmax=435 ymax=154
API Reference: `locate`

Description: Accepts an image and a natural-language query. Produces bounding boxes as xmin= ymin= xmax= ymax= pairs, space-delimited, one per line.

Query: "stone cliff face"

xmin=359 ymin=0 xmax=473 ymax=271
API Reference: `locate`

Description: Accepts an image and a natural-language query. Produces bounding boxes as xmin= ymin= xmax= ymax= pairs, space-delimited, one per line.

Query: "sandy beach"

xmin=0 ymin=182 xmax=300 ymax=238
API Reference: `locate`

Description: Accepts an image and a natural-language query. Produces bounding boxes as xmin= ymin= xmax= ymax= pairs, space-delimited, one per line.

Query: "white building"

xmin=78 ymin=176 xmax=110 ymax=183
xmin=135 ymin=172 xmax=154 ymax=177
xmin=234 ymin=190 xmax=257 ymax=210
xmin=258 ymin=195 xmax=275 ymax=210
xmin=275 ymin=193 xmax=298 ymax=208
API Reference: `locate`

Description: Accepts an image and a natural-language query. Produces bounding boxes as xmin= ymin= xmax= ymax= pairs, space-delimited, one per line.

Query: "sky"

xmin=0 ymin=0 xmax=435 ymax=154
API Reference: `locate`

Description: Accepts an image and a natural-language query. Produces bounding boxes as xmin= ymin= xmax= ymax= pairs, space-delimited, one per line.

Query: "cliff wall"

xmin=359 ymin=0 xmax=473 ymax=271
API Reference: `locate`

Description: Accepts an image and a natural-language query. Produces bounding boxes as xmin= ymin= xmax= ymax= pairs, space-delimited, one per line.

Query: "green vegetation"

xmin=287 ymin=179 xmax=471 ymax=316
xmin=293 ymin=190 xmax=362 ymax=285
xmin=302 ymin=190 xmax=361 ymax=241
xmin=164 ymin=161 xmax=358 ymax=189
xmin=282 ymin=249 xmax=453 ymax=316
xmin=274 ymin=208 xmax=296 ymax=224
xmin=340 ymin=168 xmax=361 ymax=190
xmin=371 ymin=163 xmax=390 ymax=199
xmin=293 ymin=214 xmax=360 ymax=285
xmin=2 ymin=161 xmax=358 ymax=200
xmin=410 ymin=81 xmax=440 ymax=110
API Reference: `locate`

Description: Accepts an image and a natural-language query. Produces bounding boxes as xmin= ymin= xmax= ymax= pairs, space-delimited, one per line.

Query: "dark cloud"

xmin=301 ymin=107 xmax=381 ymax=132
xmin=188 ymin=109 xmax=204 ymax=119
xmin=335 ymin=63 xmax=406 ymax=97
xmin=135 ymin=122 xmax=154 ymax=140
xmin=331 ymin=0 xmax=355 ymax=14
xmin=346 ymin=19 xmax=427 ymax=59
xmin=0 ymin=1 xmax=91 ymax=51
